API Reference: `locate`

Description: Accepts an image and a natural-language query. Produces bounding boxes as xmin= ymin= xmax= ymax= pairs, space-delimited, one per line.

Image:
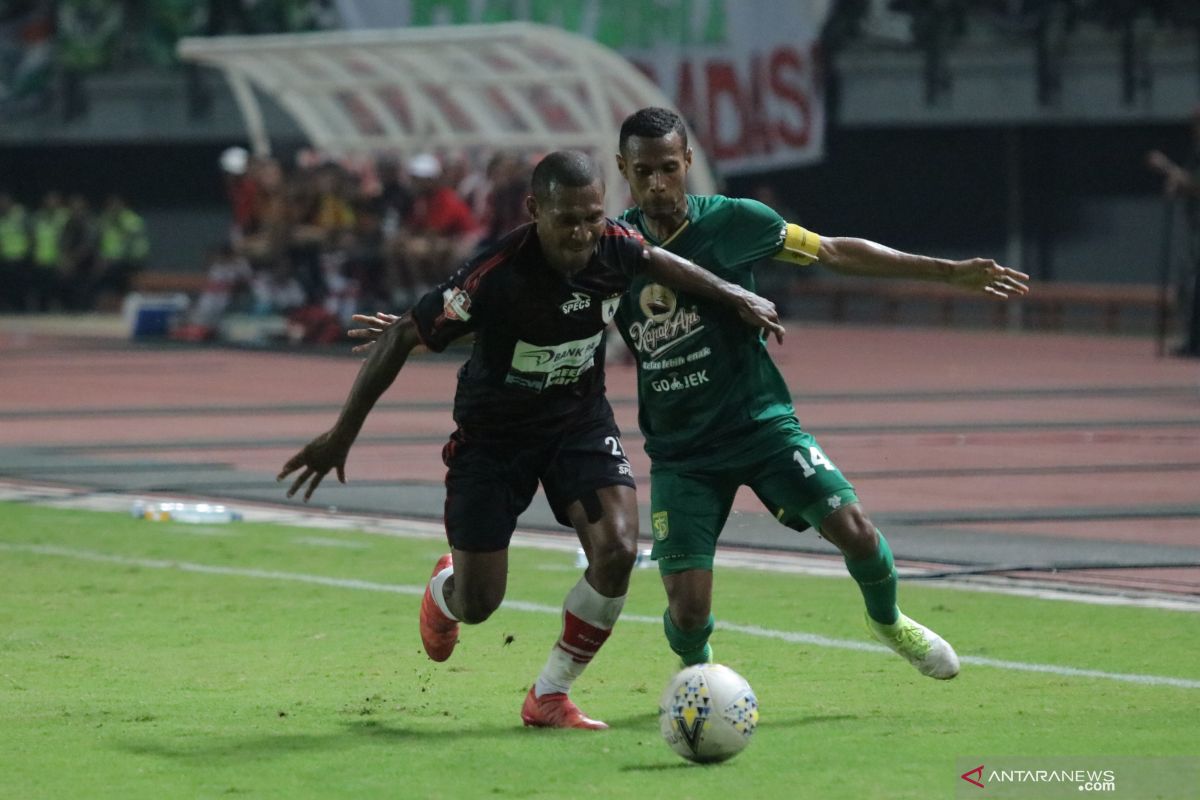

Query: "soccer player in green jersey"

xmin=614 ymin=107 xmax=1029 ymax=679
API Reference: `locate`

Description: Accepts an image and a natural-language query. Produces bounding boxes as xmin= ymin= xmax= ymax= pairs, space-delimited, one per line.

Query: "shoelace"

xmin=892 ymin=622 xmax=932 ymax=659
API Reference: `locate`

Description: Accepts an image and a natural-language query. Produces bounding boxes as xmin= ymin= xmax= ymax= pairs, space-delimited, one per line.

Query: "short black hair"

xmin=619 ymin=107 xmax=688 ymax=152
xmin=531 ymin=150 xmax=602 ymax=200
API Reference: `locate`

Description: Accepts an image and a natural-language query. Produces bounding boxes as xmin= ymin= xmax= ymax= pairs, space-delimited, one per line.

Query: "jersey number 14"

xmin=793 ymin=447 xmax=835 ymax=477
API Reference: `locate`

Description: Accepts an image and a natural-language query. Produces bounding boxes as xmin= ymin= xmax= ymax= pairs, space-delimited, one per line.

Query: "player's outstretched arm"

xmin=278 ymin=313 xmax=421 ymax=501
xmin=645 ymin=246 xmax=786 ymax=342
xmin=347 ymin=311 xmax=400 ymax=354
xmin=815 ymin=237 xmax=1030 ymax=299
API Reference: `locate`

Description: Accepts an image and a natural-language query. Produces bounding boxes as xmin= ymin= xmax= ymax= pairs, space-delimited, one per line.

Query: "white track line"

xmin=3 ymin=541 xmax=1198 ymax=691
xmin=2 ymin=481 xmax=1196 ymax=613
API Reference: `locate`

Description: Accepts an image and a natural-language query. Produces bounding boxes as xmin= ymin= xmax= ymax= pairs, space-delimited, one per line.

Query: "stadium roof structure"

xmin=178 ymin=23 xmax=716 ymax=213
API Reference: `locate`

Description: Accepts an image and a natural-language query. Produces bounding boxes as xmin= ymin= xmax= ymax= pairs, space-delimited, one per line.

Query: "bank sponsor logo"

xmin=505 ymin=331 xmax=603 ymax=392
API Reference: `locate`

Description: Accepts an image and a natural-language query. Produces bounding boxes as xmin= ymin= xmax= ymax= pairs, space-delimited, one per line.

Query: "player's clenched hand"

xmin=348 ymin=311 xmax=400 ymax=354
xmin=949 ymin=259 xmax=1030 ymax=300
xmin=735 ymin=291 xmax=786 ymax=344
xmin=277 ymin=430 xmax=351 ymax=501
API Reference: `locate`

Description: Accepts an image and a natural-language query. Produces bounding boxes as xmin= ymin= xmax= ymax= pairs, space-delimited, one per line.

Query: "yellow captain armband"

xmin=773 ymin=223 xmax=821 ymax=266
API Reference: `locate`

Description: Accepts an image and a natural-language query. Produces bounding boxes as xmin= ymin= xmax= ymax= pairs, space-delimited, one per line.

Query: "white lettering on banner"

xmin=397 ymin=1 xmax=830 ymax=173
xmin=650 ymin=370 xmax=709 ymax=392
xmin=505 ymin=331 xmax=604 ymax=392
xmin=629 ymin=44 xmax=822 ymax=172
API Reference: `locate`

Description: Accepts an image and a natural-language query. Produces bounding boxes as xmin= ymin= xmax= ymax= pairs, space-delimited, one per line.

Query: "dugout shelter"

xmin=178 ymin=22 xmax=717 ymax=215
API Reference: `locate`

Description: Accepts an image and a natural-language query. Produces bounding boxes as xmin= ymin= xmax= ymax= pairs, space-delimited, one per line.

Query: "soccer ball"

xmin=659 ymin=663 xmax=759 ymax=764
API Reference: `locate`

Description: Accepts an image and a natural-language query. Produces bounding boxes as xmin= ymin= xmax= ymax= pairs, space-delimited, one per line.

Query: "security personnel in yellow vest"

xmin=94 ymin=194 xmax=149 ymax=305
xmin=0 ymin=193 xmax=32 ymax=311
xmin=30 ymin=192 xmax=70 ymax=311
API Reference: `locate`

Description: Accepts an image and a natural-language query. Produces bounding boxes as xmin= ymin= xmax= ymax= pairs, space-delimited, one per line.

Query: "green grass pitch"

xmin=1 ymin=503 xmax=1196 ymax=799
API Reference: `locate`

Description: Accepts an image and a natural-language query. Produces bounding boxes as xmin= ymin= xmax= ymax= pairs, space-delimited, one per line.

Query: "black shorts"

xmin=441 ymin=414 xmax=636 ymax=553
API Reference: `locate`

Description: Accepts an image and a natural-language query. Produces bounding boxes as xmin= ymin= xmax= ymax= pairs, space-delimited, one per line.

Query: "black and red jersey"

xmin=411 ymin=219 xmax=648 ymax=440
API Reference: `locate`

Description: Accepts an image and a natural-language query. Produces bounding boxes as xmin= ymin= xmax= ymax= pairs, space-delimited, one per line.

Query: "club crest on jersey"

xmin=442 ymin=287 xmax=472 ymax=321
xmin=652 ymin=511 xmax=669 ymax=541
xmin=601 ymin=295 xmax=621 ymax=323
xmin=561 ymin=292 xmax=591 ymax=314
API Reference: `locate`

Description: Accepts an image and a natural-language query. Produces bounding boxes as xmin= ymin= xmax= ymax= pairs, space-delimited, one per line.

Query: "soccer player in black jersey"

xmin=279 ymin=151 xmax=783 ymax=729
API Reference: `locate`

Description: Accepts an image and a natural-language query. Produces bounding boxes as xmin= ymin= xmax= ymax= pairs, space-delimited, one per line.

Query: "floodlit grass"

xmin=1 ymin=503 xmax=1196 ymax=799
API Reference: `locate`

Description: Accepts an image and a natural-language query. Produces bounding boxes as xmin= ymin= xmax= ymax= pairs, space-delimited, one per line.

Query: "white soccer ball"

xmin=659 ymin=663 xmax=759 ymax=764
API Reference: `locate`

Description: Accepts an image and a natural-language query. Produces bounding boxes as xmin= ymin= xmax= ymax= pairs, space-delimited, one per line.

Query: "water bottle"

xmin=131 ymin=501 xmax=242 ymax=524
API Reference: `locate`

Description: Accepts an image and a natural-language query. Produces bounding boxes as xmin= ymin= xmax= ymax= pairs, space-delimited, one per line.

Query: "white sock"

xmin=534 ymin=576 xmax=625 ymax=697
xmin=429 ymin=565 xmax=458 ymax=621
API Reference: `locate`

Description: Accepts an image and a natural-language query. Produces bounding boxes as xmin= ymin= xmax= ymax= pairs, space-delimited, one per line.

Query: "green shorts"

xmin=649 ymin=423 xmax=857 ymax=575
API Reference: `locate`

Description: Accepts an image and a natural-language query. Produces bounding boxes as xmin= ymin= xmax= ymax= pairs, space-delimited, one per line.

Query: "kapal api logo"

xmin=628 ymin=284 xmax=703 ymax=355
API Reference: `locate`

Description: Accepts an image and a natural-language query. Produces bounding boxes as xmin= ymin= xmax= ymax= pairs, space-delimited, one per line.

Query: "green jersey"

xmin=616 ymin=194 xmax=796 ymax=464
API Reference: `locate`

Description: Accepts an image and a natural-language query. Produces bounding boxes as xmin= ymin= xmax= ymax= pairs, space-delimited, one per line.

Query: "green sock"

xmin=663 ymin=609 xmax=714 ymax=666
xmin=844 ymin=530 xmax=899 ymax=625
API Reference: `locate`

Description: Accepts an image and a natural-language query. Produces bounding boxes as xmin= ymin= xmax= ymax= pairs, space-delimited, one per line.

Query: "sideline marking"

xmin=2 ymin=483 xmax=1196 ymax=612
xmin=3 ymin=541 xmax=1198 ymax=691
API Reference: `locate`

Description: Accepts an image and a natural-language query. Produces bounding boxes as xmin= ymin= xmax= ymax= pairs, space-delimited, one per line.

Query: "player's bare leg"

xmin=820 ymin=504 xmax=959 ymax=679
xmin=419 ymin=548 xmax=508 ymax=662
xmin=523 ymin=485 xmax=638 ymax=730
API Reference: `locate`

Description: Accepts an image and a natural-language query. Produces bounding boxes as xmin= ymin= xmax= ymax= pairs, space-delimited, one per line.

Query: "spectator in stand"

xmin=56 ymin=0 xmax=124 ymax=119
xmin=240 ymin=156 xmax=289 ymax=268
xmin=93 ymin=193 xmax=149 ymax=307
xmin=290 ymin=162 xmax=357 ymax=303
xmin=389 ymin=153 xmax=481 ymax=304
xmin=220 ymin=146 xmax=258 ymax=244
xmin=61 ymin=193 xmax=96 ymax=310
xmin=1147 ymin=110 xmax=1200 ymax=357
xmin=457 ymin=153 xmax=495 ymax=222
xmin=29 ymin=191 xmax=71 ymax=311
xmin=317 ymin=231 xmax=360 ymax=324
xmin=478 ymin=153 xmax=533 ymax=249
xmin=346 ymin=199 xmax=388 ymax=311
xmin=0 ymin=192 xmax=32 ymax=311
xmin=188 ymin=241 xmax=252 ymax=331
xmin=251 ymin=258 xmax=307 ymax=316
xmin=374 ymin=158 xmax=413 ymax=233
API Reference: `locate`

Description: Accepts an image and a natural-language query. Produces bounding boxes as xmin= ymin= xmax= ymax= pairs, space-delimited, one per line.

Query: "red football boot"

xmin=520 ymin=685 xmax=608 ymax=730
xmin=419 ymin=554 xmax=458 ymax=662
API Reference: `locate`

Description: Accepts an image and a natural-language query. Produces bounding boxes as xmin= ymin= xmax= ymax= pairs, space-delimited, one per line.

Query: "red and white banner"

xmin=338 ymin=0 xmax=832 ymax=174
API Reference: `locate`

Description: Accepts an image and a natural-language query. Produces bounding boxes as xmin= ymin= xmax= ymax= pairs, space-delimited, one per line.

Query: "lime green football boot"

xmin=867 ymin=612 xmax=960 ymax=679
